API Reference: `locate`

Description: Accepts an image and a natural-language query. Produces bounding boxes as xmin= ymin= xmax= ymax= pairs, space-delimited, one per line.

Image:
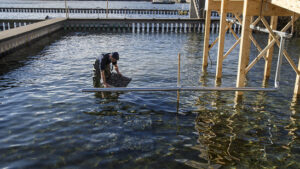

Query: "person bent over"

xmin=95 ymin=52 xmax=122 ymax=88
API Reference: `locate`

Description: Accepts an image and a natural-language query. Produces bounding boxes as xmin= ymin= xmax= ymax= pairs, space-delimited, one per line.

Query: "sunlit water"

xmin=1 ymin=0 xmax=300 ymax=168
xmin=0 ymin=29 xmax=300 ymax=168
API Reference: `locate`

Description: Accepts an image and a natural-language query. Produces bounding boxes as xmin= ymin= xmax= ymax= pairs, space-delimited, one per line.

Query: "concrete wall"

xmin=0 ymin=18 xmax=66 ymax=57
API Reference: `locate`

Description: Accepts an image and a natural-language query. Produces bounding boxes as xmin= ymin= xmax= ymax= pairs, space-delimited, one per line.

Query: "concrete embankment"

xmin=0 ymin=18 xmax=66 ymax=57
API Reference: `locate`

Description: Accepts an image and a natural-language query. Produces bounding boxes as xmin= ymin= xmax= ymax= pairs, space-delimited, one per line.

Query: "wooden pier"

xmin=202 ymin=0 xmax=300 ymax=100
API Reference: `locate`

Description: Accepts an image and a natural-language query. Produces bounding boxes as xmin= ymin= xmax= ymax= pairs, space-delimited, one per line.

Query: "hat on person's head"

xmin=112 ymin=52 xmax=119 ymax=60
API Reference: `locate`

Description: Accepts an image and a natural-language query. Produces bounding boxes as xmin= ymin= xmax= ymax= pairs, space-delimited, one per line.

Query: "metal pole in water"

xmin=274 ymin=36 xmax=285 ymax=88
xmin=177 ymin=53 xmax=181 ymax=106
xmin=177 ymin=53 xmax=181 ymax=87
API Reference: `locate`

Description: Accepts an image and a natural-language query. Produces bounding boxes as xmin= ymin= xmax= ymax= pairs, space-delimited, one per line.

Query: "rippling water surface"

xmin=1 ymin=21 xmax=300 ymax=169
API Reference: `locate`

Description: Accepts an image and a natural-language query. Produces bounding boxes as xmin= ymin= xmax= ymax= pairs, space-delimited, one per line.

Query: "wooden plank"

xmin=264 ymin=16 xmax=278 ymax=80
xmin=216 ymin=0 xmax=229 ymax=80
xmin=268 ymin=0 xmax=300 ymax=14
xmin=209 ymin=37 xmax=219 ymax=50
xmin=245 ymin=40 xmax=276 ymax=73
xmin=261 ymin=17 xmax=300 ymax=75
xmin=208 ymin=23 xmax=232 ymax=50
xmin=281 ymin=15 xmax=299 ymax=32
xmin=223 ymin=38 xmax=241 ymax=59
xmin=191 ymin=0 xmax=200 ymax=18
xmin=228 ymin=22 xmax=239 ymax=40
xmin=236 ymin=0 xmax=252 ymax=96
xmin=251 ymin=16 xmax=261 ymax=26
xmin=208 ymin=0 xmax=294 ymax=16
xmin=202 ymin=0 xmax=213 ymax=71
xmin=249 ymin=34 xmax=262 ymax=53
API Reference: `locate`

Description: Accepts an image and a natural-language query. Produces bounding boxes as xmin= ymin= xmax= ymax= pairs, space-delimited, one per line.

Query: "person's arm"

xmin=114 ymin=64 xmax=122 ymax=76
xmin=101 ymin=70 xmax=109 ymax=88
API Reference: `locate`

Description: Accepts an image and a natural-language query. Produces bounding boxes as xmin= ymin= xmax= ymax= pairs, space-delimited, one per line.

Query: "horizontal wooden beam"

xmin=207 ymin=0 xmax=295 ymax=16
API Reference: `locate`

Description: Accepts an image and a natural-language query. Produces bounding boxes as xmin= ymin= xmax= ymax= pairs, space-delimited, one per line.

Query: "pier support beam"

xmin=202 ymin=0 xmax=212 ymax=71
xmin=236 ymin=0 xmax=252 ymax=97
xmin=264 ymin=16 xmax=278 ymax=83
xmin=215 ymin=0 xmax=229 ymax=82
xmin=294 ymin=58 xmax=300 ymax=98
xmin=190 ymin=0 xmax=199 ymax=19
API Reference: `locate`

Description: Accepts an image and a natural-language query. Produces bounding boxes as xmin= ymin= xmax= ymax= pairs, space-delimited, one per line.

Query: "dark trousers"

xmin=93 ymin=60 xmax=111 ymax=87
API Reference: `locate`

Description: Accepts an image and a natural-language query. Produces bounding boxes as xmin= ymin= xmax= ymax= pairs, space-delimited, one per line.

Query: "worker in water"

xmin=94 ymin=52 xmax=122 ymax=88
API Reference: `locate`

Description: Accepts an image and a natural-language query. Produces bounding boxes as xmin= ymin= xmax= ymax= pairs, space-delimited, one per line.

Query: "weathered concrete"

xmin=0 ymin=18 xmax=66 ymax=57
xmin=66 ymin=18 xmax=208 ymax=25
xmin=64 ymin=18 xmax=221 ymax=33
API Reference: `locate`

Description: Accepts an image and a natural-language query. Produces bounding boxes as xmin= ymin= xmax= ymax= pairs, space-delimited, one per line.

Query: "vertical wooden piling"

xmin=236 ymin=0 xmax=252 ymax=97
xmin=202 ymin=0 xmax=212 ymax=71
xmin=264 ymin=16 xmax=278 ymax=82
xmin=294 ymin=57 xmax=300 ymax=98
xmin=216 ymin=0 xmax=229 ymax=82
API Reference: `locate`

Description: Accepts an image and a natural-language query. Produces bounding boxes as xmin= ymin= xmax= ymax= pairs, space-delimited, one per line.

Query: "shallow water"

xmin=0 ymin=30 xmax=300 ymax=168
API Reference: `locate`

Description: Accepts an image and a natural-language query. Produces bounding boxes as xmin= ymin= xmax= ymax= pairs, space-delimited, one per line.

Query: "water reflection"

xmin=193 ymin=86 xmax=292 ymax=168
xmin=0 ymin=31 xmax=64 ymax=76
xmin=0 ymin=30 xmax=300 ymax=168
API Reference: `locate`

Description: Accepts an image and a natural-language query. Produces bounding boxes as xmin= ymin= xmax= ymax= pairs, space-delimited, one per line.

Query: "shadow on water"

xmin=0 ymin=30 xmax=65 ymax=76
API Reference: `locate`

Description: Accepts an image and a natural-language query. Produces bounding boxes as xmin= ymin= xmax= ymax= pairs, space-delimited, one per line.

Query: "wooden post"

xmin=202 ymin=0 xmax=212 ymax=71
xmin=216 ymin=0 xmax=229 ymax=82
xmin=264 ymin=16 xmax=278 ymax=83
xmin=294 ymin=57 xmax=300 ymax=99
xmin=236 ymin=0 xmax=252 ymax=97
xmin=106 ymin=0 xmax=109 ymax=19
xmin=246 ymin=16 xmax=253 ymax=67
